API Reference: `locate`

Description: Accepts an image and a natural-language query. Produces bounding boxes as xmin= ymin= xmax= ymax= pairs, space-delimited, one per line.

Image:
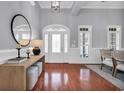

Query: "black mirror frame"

xmin=11 ymin=14 xmax=32 ymax=47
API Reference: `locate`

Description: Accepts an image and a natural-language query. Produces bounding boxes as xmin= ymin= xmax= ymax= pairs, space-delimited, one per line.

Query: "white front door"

xmin=44 ymin=31 xmax=69 ymax=63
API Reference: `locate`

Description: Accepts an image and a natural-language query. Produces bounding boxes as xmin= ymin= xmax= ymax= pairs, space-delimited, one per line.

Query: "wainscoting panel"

xmin=0 ymin=48 xmax=102 ymax=64
xmin=68 ymin=48 xmax=101 ymax=64
xmin=0 ymin=48 xmax=28 ymax=64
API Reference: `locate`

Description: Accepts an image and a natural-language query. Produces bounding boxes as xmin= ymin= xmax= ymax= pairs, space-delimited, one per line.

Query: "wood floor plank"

xmin=33 ymin=63 xmax=120 ymax=91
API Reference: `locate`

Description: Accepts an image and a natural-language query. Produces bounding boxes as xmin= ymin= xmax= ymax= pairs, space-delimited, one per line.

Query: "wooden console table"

xmin=0 ymin=54 xmax=45 ymax=91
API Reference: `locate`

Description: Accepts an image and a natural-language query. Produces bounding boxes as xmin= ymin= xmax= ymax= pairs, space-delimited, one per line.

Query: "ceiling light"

xmin=51 ymin=1 xmax=60 ymax=13
xmin=30 ymin=1 xmax=35 ymax=6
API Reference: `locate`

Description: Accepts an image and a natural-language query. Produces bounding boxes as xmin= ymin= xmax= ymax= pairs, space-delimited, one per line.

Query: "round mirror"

xmin=11 ymin=14 xmax=31 ymax=47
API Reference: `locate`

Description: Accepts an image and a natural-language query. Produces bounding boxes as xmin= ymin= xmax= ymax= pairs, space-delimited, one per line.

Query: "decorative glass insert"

xmin=108 ymin=26 xmax=120 ymax=50
xmin=79 ymin=27 xmax=90 ymax=58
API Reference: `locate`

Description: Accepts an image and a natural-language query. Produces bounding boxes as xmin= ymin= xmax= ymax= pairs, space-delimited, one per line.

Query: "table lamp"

xmin=30 ymin=39 xmax=43 ymax=55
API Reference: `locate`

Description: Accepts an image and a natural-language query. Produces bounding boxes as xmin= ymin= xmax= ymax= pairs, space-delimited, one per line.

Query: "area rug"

xmin=86 ymin=65 xmax=124 ymax=90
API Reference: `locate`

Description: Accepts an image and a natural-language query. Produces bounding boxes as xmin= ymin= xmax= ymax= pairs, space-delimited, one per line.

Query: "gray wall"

xmin=0 ymin=2 xmax=124 ymax=49
xmin=40 ymin=9 xmax=124 ymax=48
xmin=0 ymin=1 xmax=41 ymax=49
xmin=20 ymin=1 xmax=41 ymax=39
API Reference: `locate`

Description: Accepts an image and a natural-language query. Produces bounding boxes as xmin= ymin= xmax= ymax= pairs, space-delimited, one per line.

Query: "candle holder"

xmin=26 ymin=49 xmax=30 ymax=59
xmin=16 ymin=47 xmax=21 ymax=58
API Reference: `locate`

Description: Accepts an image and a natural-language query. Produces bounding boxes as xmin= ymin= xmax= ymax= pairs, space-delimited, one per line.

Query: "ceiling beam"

xmin=71 ymin=1 xmax=87 ymax=16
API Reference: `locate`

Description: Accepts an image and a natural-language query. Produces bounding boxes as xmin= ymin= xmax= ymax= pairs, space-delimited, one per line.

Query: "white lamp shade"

xmin=19 ymin=39 xmax=29 ymax=45
xmin=30 ymin=40 xmax=43 ymax=47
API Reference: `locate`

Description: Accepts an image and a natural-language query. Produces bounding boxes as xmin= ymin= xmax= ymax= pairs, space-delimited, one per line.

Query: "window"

xmin=52 ymin=34 xmax=61 ymax=53
xmin=108 ymin=26 xmax=121 ymax=50
xmin=79 ymin=26 xmax=91 ymax=58
xmin=45 ymin=34 xmax=48 ymax=53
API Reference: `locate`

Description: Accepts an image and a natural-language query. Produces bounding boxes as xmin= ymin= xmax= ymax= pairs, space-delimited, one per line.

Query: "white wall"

xmin=0 ymin=48 xmax=28 ymax=64
xmin=68 ymin=48 xmax=101 ymax=64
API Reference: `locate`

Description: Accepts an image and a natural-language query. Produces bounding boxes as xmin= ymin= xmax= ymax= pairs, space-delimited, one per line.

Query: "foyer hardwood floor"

xmin=33 ymin=64 xmax=119 ymax=91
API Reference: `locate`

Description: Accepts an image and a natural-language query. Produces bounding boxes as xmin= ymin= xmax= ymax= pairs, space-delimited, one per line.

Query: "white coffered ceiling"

xmin=38 ymin=1 xmax=73 ymax=9
xmin=38 ymin=1 xmax=124 ymax=15
xmin=38 ymin=1 xmax=124 ymax=9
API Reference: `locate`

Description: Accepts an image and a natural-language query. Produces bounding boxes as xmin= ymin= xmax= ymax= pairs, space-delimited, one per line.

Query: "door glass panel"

xmin=45 ymin=34 xmax=48 ymax=53
xmin=64 ymin=34 xmax=68 ymax=53
xmin=108 ymin=26 xmax=120 ymax=50
xmin=80 ymin=32 xmax=89 ymax=58
xmin=52 ymin=34 xmax=61 ymax=53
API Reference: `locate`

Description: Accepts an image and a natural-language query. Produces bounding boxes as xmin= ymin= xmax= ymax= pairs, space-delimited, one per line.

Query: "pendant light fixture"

xmin=51 ymin=1 xmax=60 ymax=13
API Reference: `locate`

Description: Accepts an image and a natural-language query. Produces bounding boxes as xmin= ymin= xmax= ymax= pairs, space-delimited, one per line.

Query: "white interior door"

xmin=44 ymin=31 xmax=69 ymax=63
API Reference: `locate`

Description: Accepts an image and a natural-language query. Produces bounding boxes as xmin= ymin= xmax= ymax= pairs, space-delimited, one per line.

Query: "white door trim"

xmin=42 ymin=24 xmax=70 ymax=63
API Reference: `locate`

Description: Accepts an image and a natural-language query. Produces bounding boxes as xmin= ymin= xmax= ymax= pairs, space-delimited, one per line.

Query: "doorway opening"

xmin=43 ymin=24 xmax=70 ymax=63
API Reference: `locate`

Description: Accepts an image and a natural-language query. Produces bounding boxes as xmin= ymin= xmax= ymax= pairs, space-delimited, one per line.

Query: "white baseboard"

xmin=45 ymin=59 xmax=102 ymax=64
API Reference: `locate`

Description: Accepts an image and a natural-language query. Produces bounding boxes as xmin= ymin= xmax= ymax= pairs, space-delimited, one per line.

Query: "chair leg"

xmin=113 ymin=68 xmax=117 ymax=77
xmin=112 ymin=67 xmax=115 ymax=76
xmin=100 ymin=56 xmax=104 ymax=70
xmin=101 ymin=64 xmax=103 ymax=70
xmin=112 ymin=58 xmax=117 ymax=77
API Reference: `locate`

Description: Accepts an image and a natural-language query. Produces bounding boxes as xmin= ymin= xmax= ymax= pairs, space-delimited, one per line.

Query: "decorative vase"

xmin=32 ymin=47 xmax=41 ymax=55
